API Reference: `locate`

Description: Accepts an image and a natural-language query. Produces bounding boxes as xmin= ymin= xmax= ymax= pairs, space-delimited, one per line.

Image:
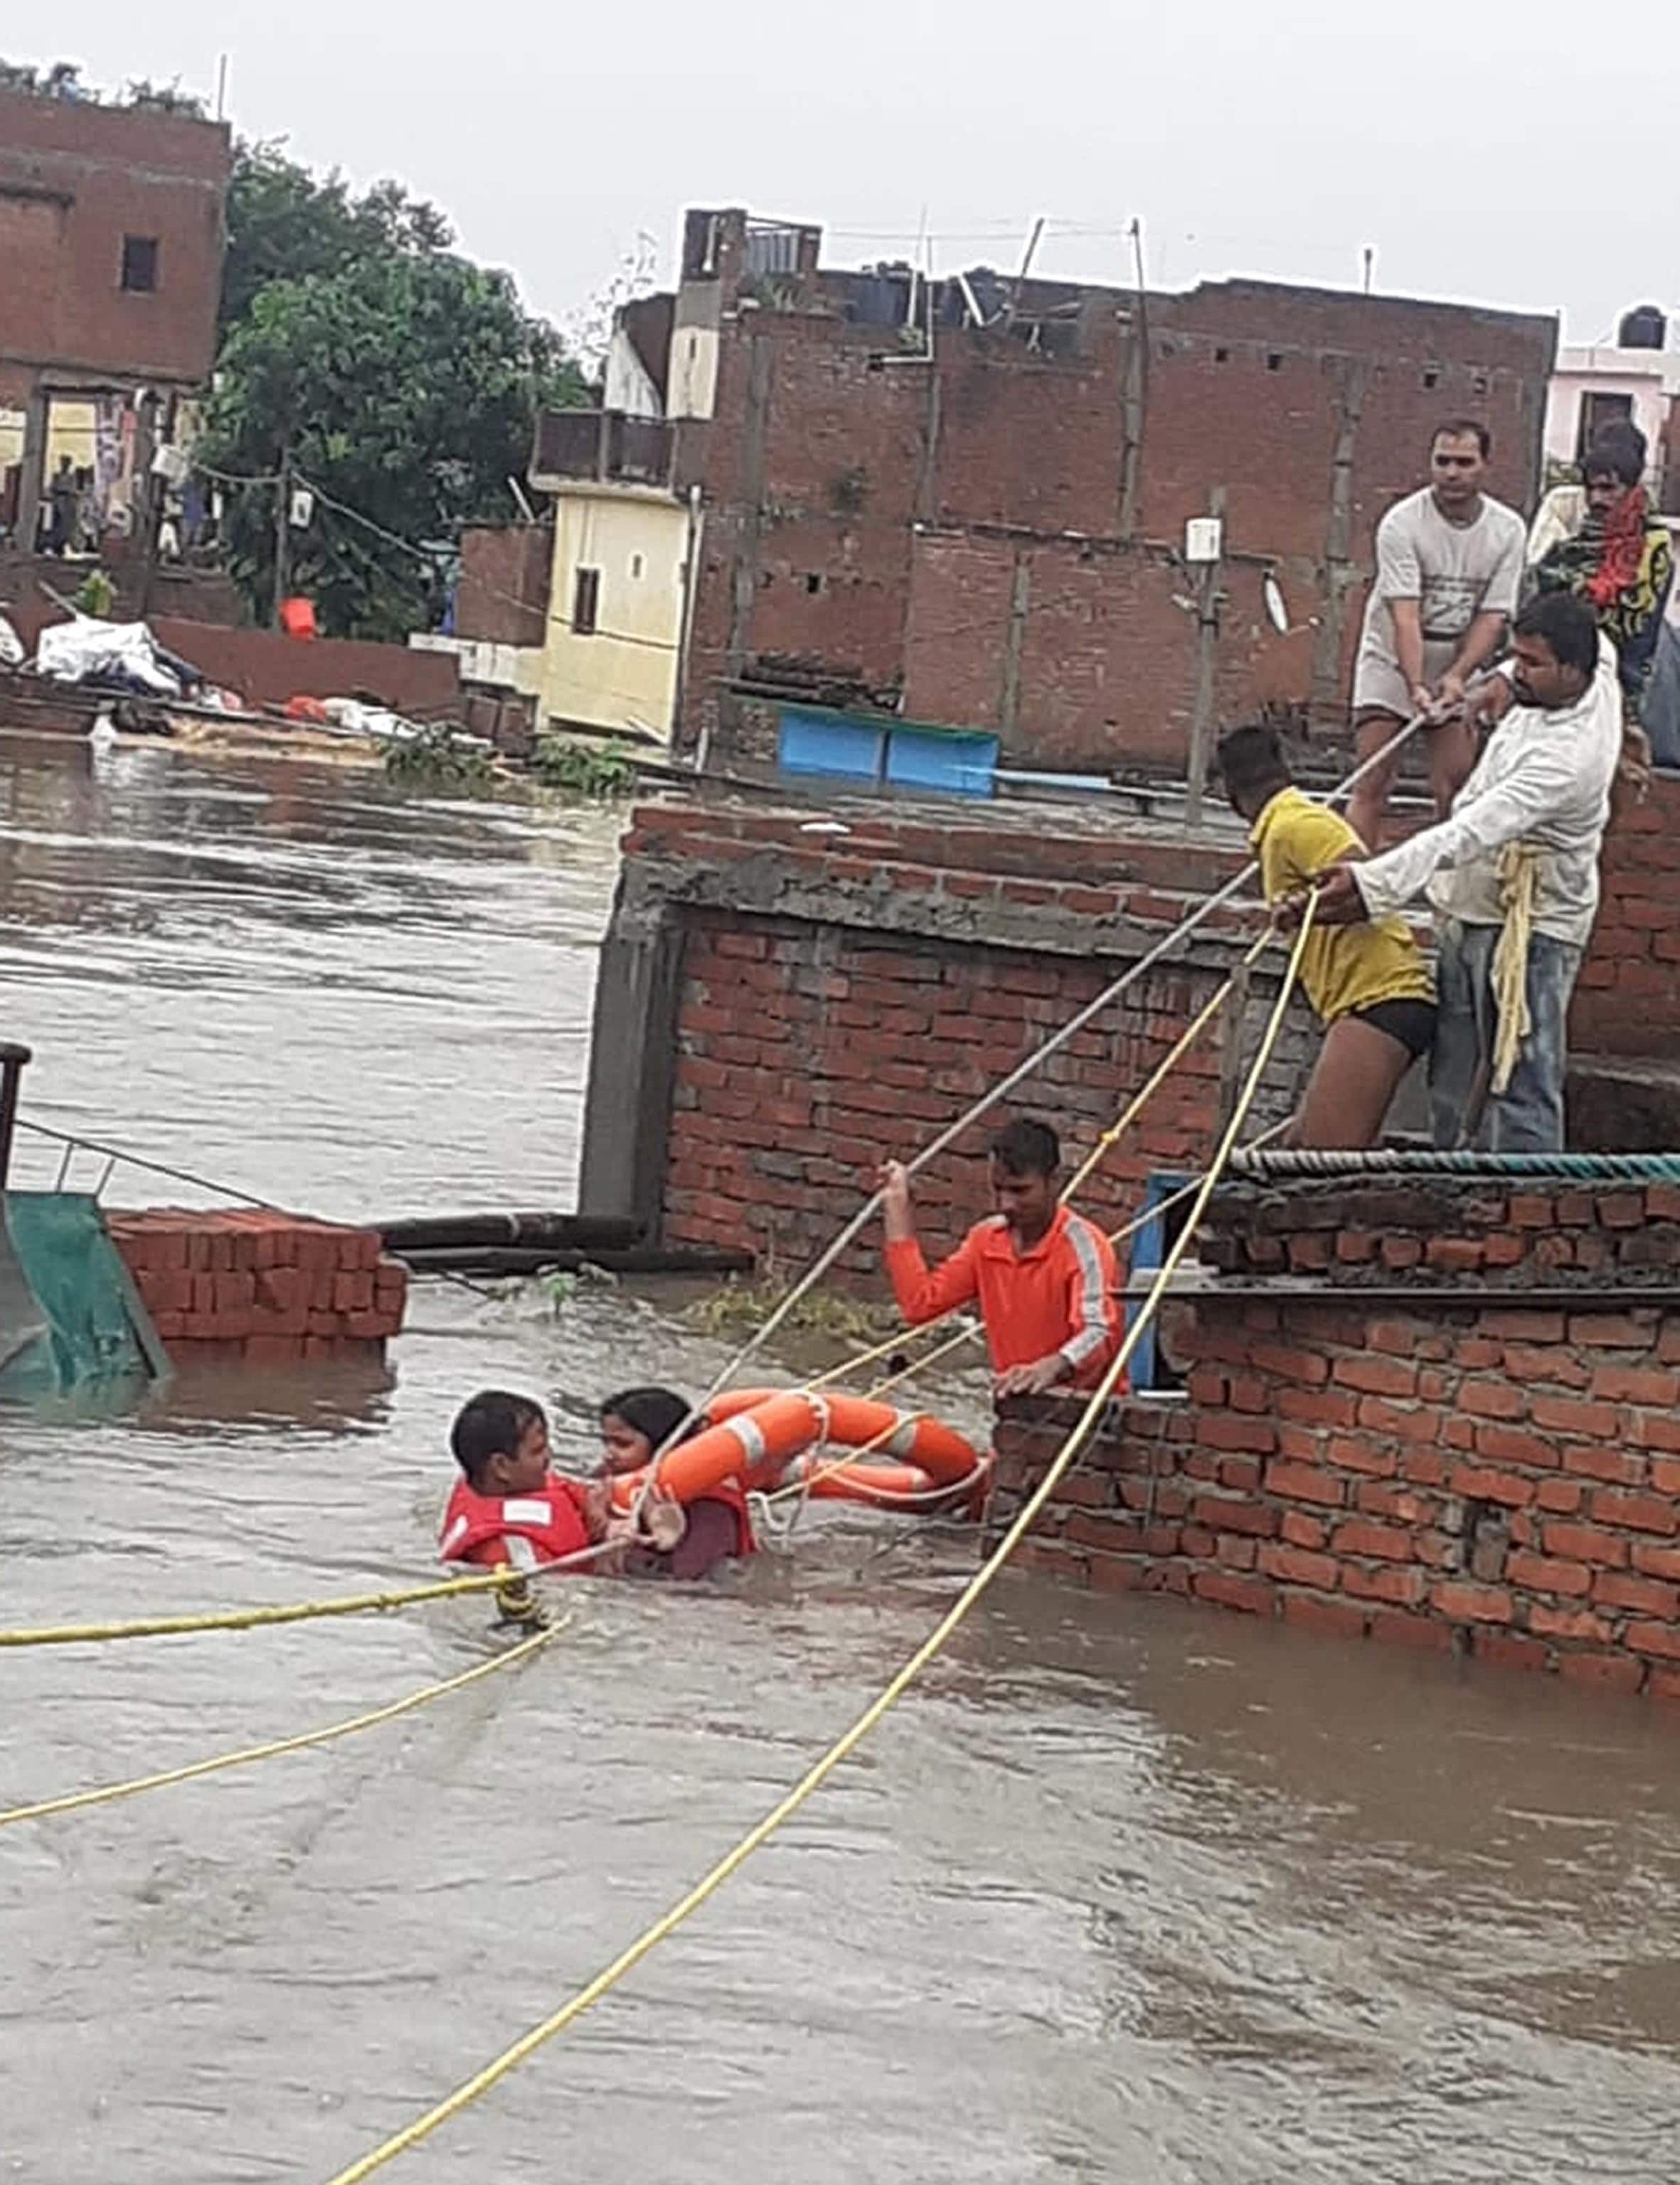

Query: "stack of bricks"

xmin=110 ymin=1208 xmax=408 ymax=1362
xmin=989 ymin=1172 xmax=1680 ymax=1701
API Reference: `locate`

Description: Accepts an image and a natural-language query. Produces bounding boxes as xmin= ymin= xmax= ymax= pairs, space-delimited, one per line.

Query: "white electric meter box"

xmin=1184 ymin=516 xmax=1223 ymax=565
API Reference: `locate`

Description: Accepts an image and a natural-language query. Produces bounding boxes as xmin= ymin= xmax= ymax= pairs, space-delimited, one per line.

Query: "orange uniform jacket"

xmin=885 ymin=1206 xmax=1124 ymax=1390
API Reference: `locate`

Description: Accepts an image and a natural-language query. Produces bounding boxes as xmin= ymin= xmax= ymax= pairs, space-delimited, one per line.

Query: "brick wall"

xmin=110 ymin=1208 xmax=407 ymax=1361
xmin=991 ymin=1174 xmax=1680 ymax=1698
xmin=0 ymin=552 xmax=245 ymax=631
xmin=0 ymin=90 xmax=230 ymax=387
xmin=584 ymin=799 xmax=1311 ymax=1272
xmin=583 ymin=794 xmax=1680 ymax=1270
xmin=1573 ymin=775 xmax=1680 ymax=1058
xmin=6 ymin=607 xmax=464 ymax=717
xmin=673 ymin=261 xmax=1555 ymax=773
xmin=1202 ymin=1169 xmax=1680 ymax=1289
xmin=456 ymin=525 xmax=551 ymax=649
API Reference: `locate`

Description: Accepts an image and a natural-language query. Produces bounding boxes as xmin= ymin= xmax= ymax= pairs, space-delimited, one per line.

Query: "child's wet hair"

xmin=600 ymin=1386 xmax=693 ymax=1450
xmin=450 ymin=1389 xmax=546 ymax=1488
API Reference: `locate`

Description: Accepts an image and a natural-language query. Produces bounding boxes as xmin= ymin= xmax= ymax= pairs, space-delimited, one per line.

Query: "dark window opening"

xmin=803 ymin=571 xmax=824 ymax=595
xmin=120 ymin=235 xmax=159 ymax=294
xmin=1422 ymin=366 xmax=1440 ymax=389
xmin=1578 ymin=390 xmax=1636 ymax=462
xmin=1214 ymin=346 xmax=1230 ymax=362
xmin=572 ymin=566 xmax=601 ymax=635
xmin=1265 ymin=351 xmax=1282 ymax=371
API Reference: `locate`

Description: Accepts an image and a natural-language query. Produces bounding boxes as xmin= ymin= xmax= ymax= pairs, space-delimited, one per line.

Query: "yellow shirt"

xmin=1250 ymin=787 xmax=1434 ymax=1024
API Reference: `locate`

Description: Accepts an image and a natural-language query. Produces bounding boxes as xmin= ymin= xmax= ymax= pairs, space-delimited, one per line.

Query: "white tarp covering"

xmin=34 ymin=617 xmax=184 ymax=698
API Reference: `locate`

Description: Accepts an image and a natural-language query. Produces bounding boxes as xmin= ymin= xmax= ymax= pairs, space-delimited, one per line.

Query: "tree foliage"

xmin=217 ymin=142 xmax=455 ymax=334
xmin=203 ymin=143 xmax=588 ymax=637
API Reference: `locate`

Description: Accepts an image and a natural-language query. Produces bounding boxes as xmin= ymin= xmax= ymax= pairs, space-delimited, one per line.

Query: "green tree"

xmin=218 ymin=141 xmax=454 ymax=336
xmin=205 ymin=142 xmax=588 ymax=637
xmin=204 ymin=248 xmax=587 ymax=639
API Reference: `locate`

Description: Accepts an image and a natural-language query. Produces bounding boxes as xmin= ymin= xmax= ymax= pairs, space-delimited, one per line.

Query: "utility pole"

xmin=272 ymin=438 xmax=292 ymax=630
xmin=1184 ymin=484 xmax=1227 ymax=829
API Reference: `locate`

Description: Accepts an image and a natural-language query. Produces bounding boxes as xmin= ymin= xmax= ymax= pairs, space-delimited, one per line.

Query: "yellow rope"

xmin=1058 ymin=926 xmax=1272 ymax=1203
xmin=314 ymin=900 xmax=1317 ymax=2185
xmin=0 ymin=1623 xmax=560 ymax=1829
xmin=0 ymin=1563 xmax=575 ymax=1650
xmin=1490 ymin=842 xmax=1539 ymax=1096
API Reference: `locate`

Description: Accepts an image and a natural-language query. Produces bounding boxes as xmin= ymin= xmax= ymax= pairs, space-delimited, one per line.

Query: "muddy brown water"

xmin=1 ymin=733 xmax=1677 ymax=2184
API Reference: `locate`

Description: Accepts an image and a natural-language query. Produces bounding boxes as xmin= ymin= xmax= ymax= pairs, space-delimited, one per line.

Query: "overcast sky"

xmin=15 ymin=0 xmax=1674 ymax=352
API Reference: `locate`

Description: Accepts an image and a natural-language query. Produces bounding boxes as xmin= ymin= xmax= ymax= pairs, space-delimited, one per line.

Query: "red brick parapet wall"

xmin=989 ymin=1174 xmax=1680 ymax=1699
xmin=110 ymin=1210 xmax=407 ymax=1361
xmin=1204 ymin=1171 xmax=1680 ymax=1288
xmin=583 ymin=799 xmax=1309 ymax=1273
xmin=580 ymin=781 xmax=1680 ymax=1277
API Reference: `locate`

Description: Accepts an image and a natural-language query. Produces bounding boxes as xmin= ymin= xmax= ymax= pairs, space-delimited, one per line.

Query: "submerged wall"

xmin=991 ymin=1169 xmax=1680 ymax=1698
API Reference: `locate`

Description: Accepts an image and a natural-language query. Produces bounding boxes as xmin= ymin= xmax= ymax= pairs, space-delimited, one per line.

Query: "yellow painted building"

xmin=541 ymin=483 xmax=692 ymax=740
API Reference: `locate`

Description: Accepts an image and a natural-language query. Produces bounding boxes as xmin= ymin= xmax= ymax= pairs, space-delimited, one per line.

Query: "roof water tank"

xmin=1618 ymin=304 xmax=1666 ymax=351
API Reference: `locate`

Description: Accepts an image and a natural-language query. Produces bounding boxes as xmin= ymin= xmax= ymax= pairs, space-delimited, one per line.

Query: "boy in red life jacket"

xmin=438 ymin=1390 xmax=684 ymax=1580
xmin=878 ymin=1116 xmax=1124 ymax=1398
xmin=599 ymin=1385 xmax=756 ymax=1578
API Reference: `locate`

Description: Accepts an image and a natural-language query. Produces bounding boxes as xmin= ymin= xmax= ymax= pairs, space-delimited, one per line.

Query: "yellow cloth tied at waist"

xmin=1490 ymin=842 xmax=1540 ymax=1096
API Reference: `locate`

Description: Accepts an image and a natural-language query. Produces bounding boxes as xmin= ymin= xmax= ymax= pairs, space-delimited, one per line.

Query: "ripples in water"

xmin=1 ymin=737 xmax=1677 ymax=2182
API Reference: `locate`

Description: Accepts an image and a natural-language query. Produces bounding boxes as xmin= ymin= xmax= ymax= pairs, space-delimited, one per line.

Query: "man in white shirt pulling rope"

xmin=1308 ymin=591 xmax=1619 ymax=1154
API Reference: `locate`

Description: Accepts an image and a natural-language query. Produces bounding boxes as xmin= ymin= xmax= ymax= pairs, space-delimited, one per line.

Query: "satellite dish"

xmin=1263 ymin=573 xmax=1290 ymax=634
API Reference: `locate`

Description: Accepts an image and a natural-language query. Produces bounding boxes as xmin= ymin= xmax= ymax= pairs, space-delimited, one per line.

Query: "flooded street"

xmin=1 ymin=733 xmax=1678 ymax=2184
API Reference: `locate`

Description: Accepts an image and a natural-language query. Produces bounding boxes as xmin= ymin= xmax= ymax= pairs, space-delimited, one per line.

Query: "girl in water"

xmin=599 ymin=1386 xmax=757 ymax=1579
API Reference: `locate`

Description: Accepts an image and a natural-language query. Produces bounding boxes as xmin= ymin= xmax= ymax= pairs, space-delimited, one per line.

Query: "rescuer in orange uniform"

xmin=878 ymin=1117 xmax=1123 ymax=1397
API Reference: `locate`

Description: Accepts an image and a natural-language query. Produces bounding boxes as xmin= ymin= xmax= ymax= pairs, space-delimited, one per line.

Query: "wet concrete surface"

xmin=1 ymin=733 xmax=1677 ymax=2183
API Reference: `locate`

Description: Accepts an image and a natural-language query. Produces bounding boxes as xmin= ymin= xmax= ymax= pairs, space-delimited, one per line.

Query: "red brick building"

xmin=628 ymin=207 xmax=1558 ymax=779
xmin=0 ymin=84 xmax=230 ymax=555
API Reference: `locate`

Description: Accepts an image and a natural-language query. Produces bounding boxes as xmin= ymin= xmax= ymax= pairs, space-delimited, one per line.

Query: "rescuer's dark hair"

xmin=991 ymin=1117 xmax=1060 ymax=1178
xmin=1513 ymin=590 xmax=1600 ymax=679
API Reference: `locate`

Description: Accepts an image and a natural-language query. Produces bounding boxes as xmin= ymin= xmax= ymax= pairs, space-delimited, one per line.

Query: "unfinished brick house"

xmin=604 ymin=206 xmax=1558 ymax=780
xmin=0 ymin=83 xmax=230 ymax=560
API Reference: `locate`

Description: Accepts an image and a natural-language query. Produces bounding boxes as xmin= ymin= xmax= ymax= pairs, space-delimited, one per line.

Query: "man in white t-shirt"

xmin=1346 ymin=420 xmax=1527 ymax=852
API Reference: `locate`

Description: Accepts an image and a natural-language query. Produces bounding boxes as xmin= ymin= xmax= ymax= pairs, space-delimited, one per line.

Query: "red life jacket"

xmin=701 ymin=1477 xmax=757 ymax=1559
xmin=438 ymin=1473 xmax=593 ymax=1570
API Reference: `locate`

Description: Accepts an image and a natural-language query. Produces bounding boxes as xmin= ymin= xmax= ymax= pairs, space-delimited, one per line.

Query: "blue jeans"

xmin=1429 ymin=919 xmax=1583 ymax=1153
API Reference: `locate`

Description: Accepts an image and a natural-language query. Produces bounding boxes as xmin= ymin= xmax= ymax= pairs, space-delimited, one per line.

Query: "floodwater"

xmin=1 ymin=732 xmax=1678 ymax=2185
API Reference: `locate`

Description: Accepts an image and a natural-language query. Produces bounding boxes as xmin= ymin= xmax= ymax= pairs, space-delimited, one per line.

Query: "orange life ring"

xmin=607 ymin=1388 xmax=822 ymax=1513
xmin=778 ymin=1454 xmax=964 ymax=1508
xmin=610 ymin=1388 xmax=989 ymax=1517
xmin=708 ymin=1388 xmax=984 ymax=1489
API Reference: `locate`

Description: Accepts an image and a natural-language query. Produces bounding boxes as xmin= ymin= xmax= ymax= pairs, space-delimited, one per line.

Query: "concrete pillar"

xmin=577 ymin=903 xmax=686 ymax=1233
xmin=15 ymin=383 xmax=48 ymax=554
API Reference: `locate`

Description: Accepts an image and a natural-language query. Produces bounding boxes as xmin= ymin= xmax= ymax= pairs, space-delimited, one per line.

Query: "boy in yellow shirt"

xmin=1218 ymin=721 xmax=1435 ymax=1148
